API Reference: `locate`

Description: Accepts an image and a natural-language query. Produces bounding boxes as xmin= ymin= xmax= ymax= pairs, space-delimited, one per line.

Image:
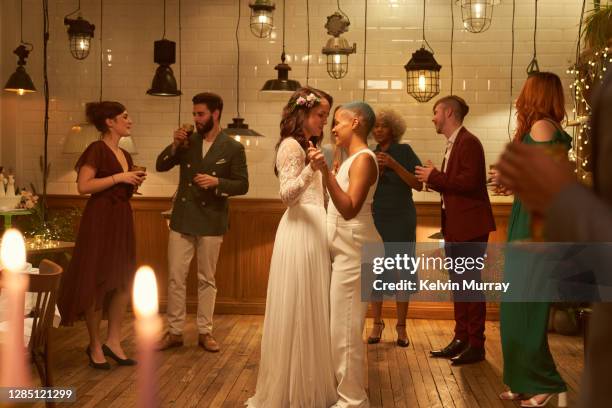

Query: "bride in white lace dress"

xmin=246 ymin=88 xmax=337 ymax=408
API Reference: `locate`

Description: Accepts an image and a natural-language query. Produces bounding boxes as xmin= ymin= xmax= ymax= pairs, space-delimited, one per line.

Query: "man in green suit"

xmin=155 ymin=92 xmax=248 ymax=352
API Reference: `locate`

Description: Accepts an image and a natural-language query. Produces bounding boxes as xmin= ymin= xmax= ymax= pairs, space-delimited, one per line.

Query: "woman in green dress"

xmin=499 ymin=72 xmax=571 ymax=407
xmin=367 ymin=108 xmax=422 ymax=347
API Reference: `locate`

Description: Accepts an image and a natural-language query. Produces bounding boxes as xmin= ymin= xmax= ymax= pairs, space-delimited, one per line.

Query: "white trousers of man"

xmin=166 ymin=230 xmax=223 ymax=335
xmin=328 ymin=215 xmax=381 ymax=408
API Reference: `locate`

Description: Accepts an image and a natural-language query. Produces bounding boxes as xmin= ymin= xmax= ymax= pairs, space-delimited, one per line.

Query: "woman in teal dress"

xmin=367 ymin=108 xmax=422 ymax=347
xmin=499 ymin=72 xmax=571 ymax=408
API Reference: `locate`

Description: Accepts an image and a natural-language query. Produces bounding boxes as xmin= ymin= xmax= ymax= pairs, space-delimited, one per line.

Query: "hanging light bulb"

xmin=404 ymin=0 xmax=441 ymax=103
xmin=249 ymin=0 xmax=275 ymax=38
xmin=4 ymin=45 xmax=36 ymax=95
xmin=457 ymin=0 xmax=495 ymax=34
xmin=321 ymin=11 xmax=356 ymax=79
xmin=418 ymin=74 xmax=426 ymax=91
xmin=64 ymin=15 xmax=95 ymax=60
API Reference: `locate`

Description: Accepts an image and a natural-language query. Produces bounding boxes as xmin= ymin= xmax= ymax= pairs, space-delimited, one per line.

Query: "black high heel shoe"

xmin=367 ymin=320 xmax=385 ymax=344
xmin=86 ymin=346 xmax=111 ymax=370
xmin=102 ymin=344 xmax=137 ymax=366
xmin=396 ymin=324 xmax=410 ymax=347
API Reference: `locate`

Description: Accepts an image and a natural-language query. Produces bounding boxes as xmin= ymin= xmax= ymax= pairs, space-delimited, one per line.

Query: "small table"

xmin=26 ymin=241 xmax=75 ymax=274
xmin=0 ymin=209 xmax=31 ymax=230
xmin=26 ymin=241 xmax=75 ymax=255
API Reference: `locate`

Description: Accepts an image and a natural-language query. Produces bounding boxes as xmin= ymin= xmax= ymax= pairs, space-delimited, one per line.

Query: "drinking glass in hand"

xmin=131 ymin=165 xmax=146 ymax=195
xmin=181 ymin=123 xmax=194 ymax=148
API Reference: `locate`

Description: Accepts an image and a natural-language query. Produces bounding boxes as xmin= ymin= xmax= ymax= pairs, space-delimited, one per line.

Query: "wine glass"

xmin=131 ymin=165 xmax=146 ymax=195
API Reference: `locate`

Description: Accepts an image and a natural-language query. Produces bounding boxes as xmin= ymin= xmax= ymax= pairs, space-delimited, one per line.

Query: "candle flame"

xmin=132 ymin=266 xmax=158 ymax=318
xmin=0 ymin=229 xmax=26 ymax=272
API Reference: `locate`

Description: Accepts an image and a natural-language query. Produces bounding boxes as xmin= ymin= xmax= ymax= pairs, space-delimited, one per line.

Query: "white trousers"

xmin=166 ymin=229 xmax=223 ymax=335
xmin=328 ymin=216 xmax=381 ymax=408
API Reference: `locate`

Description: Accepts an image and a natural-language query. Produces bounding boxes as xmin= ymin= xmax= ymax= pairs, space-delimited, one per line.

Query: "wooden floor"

xmin=34 ymin=314 xmax=584 ymax=407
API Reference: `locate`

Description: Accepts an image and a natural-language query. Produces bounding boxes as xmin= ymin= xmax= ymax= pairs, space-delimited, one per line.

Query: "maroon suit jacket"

xmin=427 ymin=127 xmax=496 ymax=242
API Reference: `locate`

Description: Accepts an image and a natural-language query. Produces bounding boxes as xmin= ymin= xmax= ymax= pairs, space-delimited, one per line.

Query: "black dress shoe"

xmin=430 ymin=339 xmax=468 ymax=358
xmin=86 ymin=346 xmax=111 ymax=370
xmin=102 ymin=344 xmax=137 ymax=366
xmin=450 ymin=345 xmax=485 ymax=365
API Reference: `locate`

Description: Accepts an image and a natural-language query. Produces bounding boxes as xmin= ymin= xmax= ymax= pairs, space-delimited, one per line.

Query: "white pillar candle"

xmin=0 ymin=228 xmax=31 ymax=387
xmin=132 ymin=266 xmax=161 ymax=408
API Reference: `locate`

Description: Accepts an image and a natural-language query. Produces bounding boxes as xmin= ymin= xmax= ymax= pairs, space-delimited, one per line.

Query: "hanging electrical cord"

xmin=526 ymin=0 xmax=539 ymax=74
xmin=99 ymin=0 xmax=103 ymax=101
xmin=235 ymin=0 xmax=241 ymax=118
xmin=282 ymin=0 xmax=286 ymax=60
xmin=306 ymin=0 xmax=310 ymax=85
xmin=506 ymin=0 xmax=516 ymax=140
xmin=450 ymin=0 xmax=454 ymax=95
xmin=178 ymin=0 xmax=182 ymax=126
xmin=572 ymin=0 xmax=587 ymax=120
xmin=162 ymin=0 xmax=167 ymax=39
xmin=19 ymin=0 xmax=34 ymax=51
xmin=575 ymin=0 xmax=586 ymax=64
xmin=362 ymin=0 xmax=367 ymax=101
xmin=42 ymin=0 xmax=50 ymax=220
xmin=64 ymin=0 xmax=81 ymax=19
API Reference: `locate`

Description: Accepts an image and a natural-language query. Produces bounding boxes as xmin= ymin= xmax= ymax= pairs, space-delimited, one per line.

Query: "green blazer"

xmin=156 ymin=130 xmax=249 ymax=236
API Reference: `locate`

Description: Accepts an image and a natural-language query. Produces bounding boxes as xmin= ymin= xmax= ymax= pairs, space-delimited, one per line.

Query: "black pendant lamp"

xmin=64 ymin=0 xmax=95 ymax=60
xmin=228 ymin=0 xmax=264 ymax=163
xmin=404 ymin=0 xmax=441 ymax=103
xmin=4 ymin=0 xmax=36 ymax=95
xmin=147 ymin=0 xmax=181 ymax=96
xmin=261 ymin=0 xmax=301 ymax=92
xmin=4 ymin=45 xmax=36 ymax=95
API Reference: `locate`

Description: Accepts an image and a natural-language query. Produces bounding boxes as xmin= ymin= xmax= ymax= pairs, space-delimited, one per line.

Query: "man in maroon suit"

xmin=415 ymin=95 xmax=495 ymax=365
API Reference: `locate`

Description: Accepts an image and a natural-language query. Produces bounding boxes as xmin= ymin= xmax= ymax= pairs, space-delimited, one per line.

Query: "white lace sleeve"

xmin=276 ymin=138 xmax=315 ymax=206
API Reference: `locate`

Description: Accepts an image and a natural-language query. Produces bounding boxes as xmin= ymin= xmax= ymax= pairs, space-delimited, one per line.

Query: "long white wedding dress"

xmin=246 ymin=137 xmax=337 ymax=408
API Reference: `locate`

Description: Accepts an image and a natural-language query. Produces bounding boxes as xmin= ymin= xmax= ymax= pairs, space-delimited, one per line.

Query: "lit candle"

xmin=132 ymin=266 xmax=161 ymax=408
xmin=0 ymin=229 xmax=31 ymax=387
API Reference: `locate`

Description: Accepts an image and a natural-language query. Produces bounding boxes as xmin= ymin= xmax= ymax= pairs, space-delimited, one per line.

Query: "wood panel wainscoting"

xmin=46 ymin=195 xmax=512 ymax=320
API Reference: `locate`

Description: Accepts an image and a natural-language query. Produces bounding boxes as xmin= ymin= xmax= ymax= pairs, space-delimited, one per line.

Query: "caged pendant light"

xmin=404 ymin=0 xmax=441 ymax=103
xmin=321 ymin=1 xmax=356 ymax=80
xmin=64 ymin=0 xmax=96 ymax=60
xmin=249 ymin=0 xmax=275 ymax=38
xmin=456 ymin=0 xmax=496 ymax=34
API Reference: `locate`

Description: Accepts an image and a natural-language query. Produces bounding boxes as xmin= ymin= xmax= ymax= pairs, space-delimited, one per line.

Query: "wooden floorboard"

xmin=30 ymin=314 xmax=583 ymax=407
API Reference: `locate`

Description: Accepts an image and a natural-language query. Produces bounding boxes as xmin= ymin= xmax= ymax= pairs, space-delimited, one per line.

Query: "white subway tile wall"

xmin=0 ymin=0 xmax=581 ymax=198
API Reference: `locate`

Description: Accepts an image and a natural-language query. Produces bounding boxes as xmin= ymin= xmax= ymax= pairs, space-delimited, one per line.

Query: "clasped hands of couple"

xmin=306 ymin=142 xmax=408 ymax=175
xmin=307 ymin=142 xmax=330 ymax=173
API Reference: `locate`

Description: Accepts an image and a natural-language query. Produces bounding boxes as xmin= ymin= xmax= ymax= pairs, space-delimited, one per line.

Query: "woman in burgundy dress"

xmin=58 ymin=101 xmax=146 ymax=369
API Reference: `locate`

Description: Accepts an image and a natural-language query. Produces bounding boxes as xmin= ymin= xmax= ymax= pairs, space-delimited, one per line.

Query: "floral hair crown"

xmin=292 ymin=93 xmax=321 ymax=111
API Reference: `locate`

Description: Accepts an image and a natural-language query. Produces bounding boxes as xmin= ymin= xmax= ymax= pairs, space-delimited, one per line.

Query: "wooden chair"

xmin=27 ymin=259 xmax=63 ymax=399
